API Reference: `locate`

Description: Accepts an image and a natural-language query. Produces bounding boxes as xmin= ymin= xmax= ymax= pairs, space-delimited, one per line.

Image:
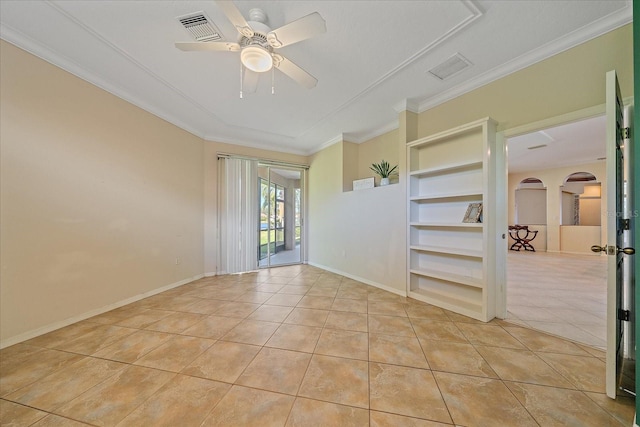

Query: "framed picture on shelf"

xmin=463 ymin=203 xmax=483 ymax=223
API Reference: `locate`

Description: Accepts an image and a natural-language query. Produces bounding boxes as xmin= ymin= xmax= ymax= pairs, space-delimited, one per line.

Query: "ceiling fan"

xmin=175 ymin=1 xmax=326 ymax=94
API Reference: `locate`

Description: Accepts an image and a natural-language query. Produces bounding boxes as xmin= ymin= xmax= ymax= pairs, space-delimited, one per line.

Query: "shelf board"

xmin=410 ymin=190 xmax=482 ymax=201
xmin=407 ymin=118 xmax=492 ymax=148
xmin=409 ymin=286 xmax=482 ymax=308
xmin=410 ymin=222 xmax=483 ymax=229
xmin=409 ymin=160 xmax=483 ymax=178
xmin=410 ymin=268 xmax=484 ymax=289
xmin=410 ymin=245 xmax=483 ymax=258
xmin=408 ymin=289 xmax=484 ymax=320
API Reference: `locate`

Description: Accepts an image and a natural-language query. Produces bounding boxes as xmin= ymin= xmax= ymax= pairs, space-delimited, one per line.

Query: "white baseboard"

xmin=308 ymin=262 xmax=406 ymax=297
xmin=0 ymin=274 xmax=204 ymax=349
xmin=204 ymin=272 xmax=218 ymax=277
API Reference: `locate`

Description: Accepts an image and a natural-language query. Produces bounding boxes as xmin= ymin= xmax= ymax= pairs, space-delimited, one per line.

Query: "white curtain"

xmin=218 ymin=157 xmax=258 ymax=274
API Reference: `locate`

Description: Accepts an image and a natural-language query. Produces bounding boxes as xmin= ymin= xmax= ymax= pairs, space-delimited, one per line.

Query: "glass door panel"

xmin=258 ymin=166 xmax=304 ymax=267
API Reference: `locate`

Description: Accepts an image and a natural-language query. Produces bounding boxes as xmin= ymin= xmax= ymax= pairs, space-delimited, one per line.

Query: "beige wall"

xmin=342 ymin=141 xmax=359 ymax=191
xmin=0 ymin=41 xmax=205 ymax=345
xmin=356 ymin=130 xmax=400 ymax=187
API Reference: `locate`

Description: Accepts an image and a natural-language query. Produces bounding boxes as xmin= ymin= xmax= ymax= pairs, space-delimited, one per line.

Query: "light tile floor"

xmin=507 ymin=251 xmax=607 ymax=349
xmin=1 ymin=264 xmax=634 ymax=426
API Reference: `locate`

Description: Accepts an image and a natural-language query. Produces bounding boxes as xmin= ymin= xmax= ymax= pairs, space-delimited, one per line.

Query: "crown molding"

xmin=310 ymin=134 xmax=346 ymax=155
xmin=417 ymin=2 xmax=632 ymax=113
xmin=2 ymin=0 xmax=629 ymax=158
xmin=297 ymin=0 xmax=482 ymax=143
xmin=2 ymin=21 xmax=212 ymax=141
xmin=393 ymin=99 xmax=420 ymax=114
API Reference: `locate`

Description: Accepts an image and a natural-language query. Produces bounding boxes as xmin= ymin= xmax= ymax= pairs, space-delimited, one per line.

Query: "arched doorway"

xmin=559 ymin=172 xmax=602 ymax=253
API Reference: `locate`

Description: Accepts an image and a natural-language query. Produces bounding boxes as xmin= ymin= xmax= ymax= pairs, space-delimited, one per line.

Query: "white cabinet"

xmin=407 ymin=118 xmax=501 ymax=321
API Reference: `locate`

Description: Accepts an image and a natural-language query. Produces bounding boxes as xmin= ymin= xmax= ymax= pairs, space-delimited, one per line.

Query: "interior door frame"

xmin=496 ymin=104 xmax=609 ymax=318
xmin=257 ymin=163 xmax=307 ymax=268
xmin=498 ymin=96 xmax=634 ymax=393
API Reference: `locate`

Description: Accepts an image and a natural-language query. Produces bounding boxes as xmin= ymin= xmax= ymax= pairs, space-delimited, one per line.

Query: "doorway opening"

xmin=506 ymin=115 xmax=608 ymax=349
xmin=258 ymin=165 xmax=304 ymax=268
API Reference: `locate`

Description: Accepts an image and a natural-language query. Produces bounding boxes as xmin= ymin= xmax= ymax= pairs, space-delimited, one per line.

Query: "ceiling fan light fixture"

xmin=241 ymin=45 xmax=273 ymax=72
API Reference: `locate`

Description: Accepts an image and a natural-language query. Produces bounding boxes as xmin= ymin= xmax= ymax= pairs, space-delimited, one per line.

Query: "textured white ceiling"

xmin=0 ymin=1 xmax=632 ymax=155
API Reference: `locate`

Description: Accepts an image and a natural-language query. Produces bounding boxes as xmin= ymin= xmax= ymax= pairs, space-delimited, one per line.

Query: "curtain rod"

xmin=217 ymin=153 xmax=309 ymax=170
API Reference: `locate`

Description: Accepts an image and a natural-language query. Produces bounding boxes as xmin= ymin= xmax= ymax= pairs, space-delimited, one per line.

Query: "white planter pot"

xmin=380 ymin=177 xmax=390 ymax=186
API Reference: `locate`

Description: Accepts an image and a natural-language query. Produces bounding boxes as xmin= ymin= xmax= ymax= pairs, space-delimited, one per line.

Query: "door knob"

xmin=591 ymin=245 xmax=635 ymax=255
xmin=618 ymin=247 xmax=636 ymax=255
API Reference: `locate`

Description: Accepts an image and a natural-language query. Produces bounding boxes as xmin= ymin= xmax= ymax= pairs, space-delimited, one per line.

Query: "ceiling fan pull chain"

xmin=271 ymin=67 xmax=275 ymax=95
xmin=240 ymin=63 xmax=244 ymax=99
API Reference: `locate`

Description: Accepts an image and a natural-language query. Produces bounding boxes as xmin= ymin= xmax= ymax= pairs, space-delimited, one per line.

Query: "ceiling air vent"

xmin=177 ymin=12 xmax=223 ymax=42
xmin=428 ymin=53 xmax=472 ymax=80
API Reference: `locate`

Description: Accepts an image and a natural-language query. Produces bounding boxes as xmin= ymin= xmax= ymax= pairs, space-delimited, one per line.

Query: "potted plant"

xmin=370 ymin=160 xmax=398 ymax=186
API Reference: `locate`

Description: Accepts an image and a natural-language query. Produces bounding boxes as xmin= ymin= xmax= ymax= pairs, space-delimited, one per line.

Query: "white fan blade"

xmin=175 ymin=42 xmax=240 ymax=52
xmin=215 ymin=0 xmax=254 ymax=37
xmin=267 ymin=12 xmax=326 ymax=48
xmin=242 ymin=69 xmax=260 ymax=94
xmin=274 ymin=56 xmax=317 ymax=89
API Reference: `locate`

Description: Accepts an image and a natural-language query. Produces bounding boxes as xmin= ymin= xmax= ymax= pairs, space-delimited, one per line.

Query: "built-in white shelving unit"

xmin=407 ymin=118 xmax=500 ymax=321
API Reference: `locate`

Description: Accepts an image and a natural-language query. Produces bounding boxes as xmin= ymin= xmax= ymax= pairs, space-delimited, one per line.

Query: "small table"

xmin=508 ymin=225 xmax=538 ymax=252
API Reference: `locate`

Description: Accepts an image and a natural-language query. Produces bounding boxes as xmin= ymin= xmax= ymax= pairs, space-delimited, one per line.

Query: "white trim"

xmin=0 ymin=23 xmax=208 ymax=141
xmin=2 ymin=2 xmax=629 ymax=157
xmin=307 ymin=262 xmax=407 ymax=297
xmin=502 ymin=96 xmax=633 ymax=140
xmin=204 ymin=272 xmax=218 ymax=277
xmin=297 ymin=0 xmax=482 ymax=148
xmin=393 ymin=99 xmax=420 ymax=114
xmin=312 ymin=134 xmax=344 ymax=154
xmin=503 ymin=104 xmax=606 ymax=138
xmin=417 ymin=4 xmax=632 ymax=114
xmin=0 ymin=274 xmax=204 ymax=349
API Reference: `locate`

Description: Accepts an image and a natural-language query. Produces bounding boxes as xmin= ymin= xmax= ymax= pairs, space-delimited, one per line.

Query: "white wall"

xmin=308 ymin=141 xmax=406 ymax=294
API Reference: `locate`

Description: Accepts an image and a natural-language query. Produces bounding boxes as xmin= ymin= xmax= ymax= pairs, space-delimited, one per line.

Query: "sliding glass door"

xmin=258 ymin=165 xmax=304 ymax=267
